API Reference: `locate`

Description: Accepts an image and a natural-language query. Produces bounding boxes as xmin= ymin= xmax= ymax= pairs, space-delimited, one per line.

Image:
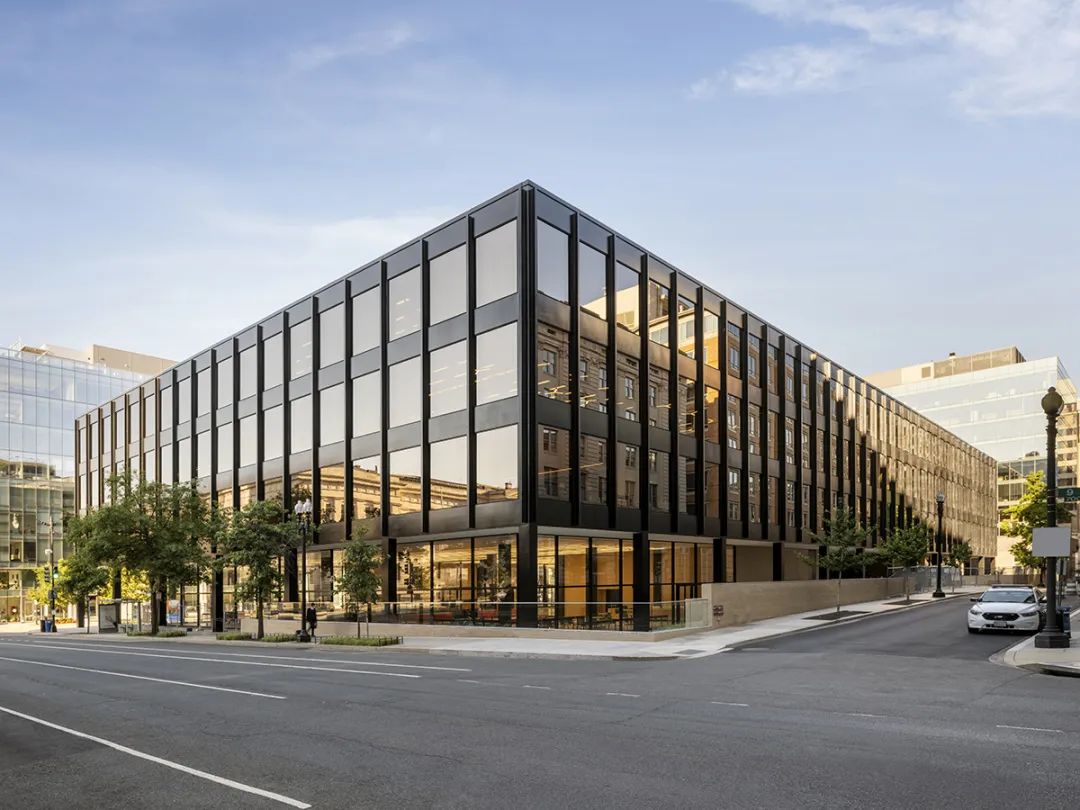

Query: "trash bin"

xmin=40 ymin=619 xmax=46 ymax=633
xmin=1059 ymin=608 xmax=1072 ymax=638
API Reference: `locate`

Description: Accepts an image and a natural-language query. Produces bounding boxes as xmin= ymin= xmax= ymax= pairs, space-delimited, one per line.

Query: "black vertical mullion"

xmin=312 ymin=302 xmax=322 ymax=536
xmin=568 ymin=215 xmax=581 ymax=524
xmin=666 ymin=271 xmax=677 ymax=527
xmin=809 ymin=356 xmax=819 ymax=534
xmin=520 ymin=187 xmax=537 ymax=527
xmin=637 ymin=255 xmax=649 ymax=524
xmin=718 ymin=301 xmax=729 ymax=537
xmin=794 ymin=346 xmax=804 ymax=543
xmin=693 ymin=288 xmax=705 ymax=535
xmin=605 ymin=235 xmax=617 ymax=520
xmin=420 ymin=242 xmax=430 ymax=534
xmin=379 ymin=261 xmax=390 ymax=539
xmin=467 ymin=217 xmax=478 ymax=527
xmin=343 ymin=281 xmax=353 ymax=545
xmin=739 ymin=316 xmax=749 ymax=527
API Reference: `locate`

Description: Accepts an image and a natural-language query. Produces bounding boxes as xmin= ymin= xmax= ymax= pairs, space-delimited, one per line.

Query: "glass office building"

xmin=76 ymin=182 xmax=998 ymax=631
xmin=2 ymin=343 xmax=167 ymax=620
xmin=868 ymin=348 xmax=1078 ymax=573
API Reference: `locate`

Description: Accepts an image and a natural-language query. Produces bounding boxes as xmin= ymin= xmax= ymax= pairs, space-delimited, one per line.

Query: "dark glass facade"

xmin=76 ymin=182 xmax=998 ymax=630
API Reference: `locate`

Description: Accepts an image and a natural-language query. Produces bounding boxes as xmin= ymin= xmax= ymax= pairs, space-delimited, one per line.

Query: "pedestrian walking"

xmin=305 ymin=605 xmax=318 ymax=641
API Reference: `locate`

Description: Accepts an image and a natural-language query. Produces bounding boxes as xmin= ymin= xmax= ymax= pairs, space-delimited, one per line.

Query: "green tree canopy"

xmin=334 ymin=527 xmax=383 ymax=637
xmin=1000 ymin=471 xmax=1072 ymax=573
xmin=804 ymin=507 xmax=876 ymax=613
xmin=216 ymin=499 xmax=296 ymax=639
xmin=880 ymin=523 xmax=932 ymax=603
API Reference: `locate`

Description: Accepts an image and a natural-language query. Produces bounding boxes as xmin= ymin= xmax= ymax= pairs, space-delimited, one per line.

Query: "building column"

xmin=772 ymin=541 xmax=783 ymax=581
xmin=212 ymin=568 xmax=224 ymax=633
xmin=633 ymin=531 xmax=650 ymax=631
xmin=713 ymin=537 xmax=726 ymax=583
xmin=517 ymin=523 xmax=538 ymax=628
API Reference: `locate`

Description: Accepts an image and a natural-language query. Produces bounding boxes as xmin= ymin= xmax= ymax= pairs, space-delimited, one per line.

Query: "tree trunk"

xmin=904 ymin=570 xmax=911 ymax=604
xmin=366 ymin=603 xmax=372 ymax=637
xmin=257 ymin=598 xmax=264 ymax=640
xmin=836 ymin=577 xmax=842 ymax=614
xmin=150 ymin=586 xmax=160 ymax=635
xmin=357 ymin=613 xmax=362 ymax=639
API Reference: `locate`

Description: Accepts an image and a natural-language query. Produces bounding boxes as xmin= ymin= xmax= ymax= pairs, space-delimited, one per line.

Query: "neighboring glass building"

xmin=1 ymin=343 xmax=171 ymax=620
xmin=77 ymin=182 xmax=998 ymax=631
xmin=868 ymin=347 xmax=1078 ymax=574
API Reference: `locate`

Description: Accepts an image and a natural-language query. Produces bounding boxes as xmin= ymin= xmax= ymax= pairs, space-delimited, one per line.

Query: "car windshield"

xmin=980 ymin=590 xmax=1035 ymax=603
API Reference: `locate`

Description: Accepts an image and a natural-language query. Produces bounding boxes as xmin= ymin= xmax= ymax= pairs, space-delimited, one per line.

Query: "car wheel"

xmin=968 ymin=627 xmax=979 ymax=634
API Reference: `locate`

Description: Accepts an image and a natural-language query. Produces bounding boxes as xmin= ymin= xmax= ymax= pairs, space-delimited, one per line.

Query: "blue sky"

xmin=3 ymin=0 xmax=1079 ymax=379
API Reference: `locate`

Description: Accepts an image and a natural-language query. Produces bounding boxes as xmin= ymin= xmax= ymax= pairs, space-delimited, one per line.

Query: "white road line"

xmin=710 ymin=701 xmax=750 ymax=708
xmin=0 ymin=704 xmax=310 ymax=808
xmin=847 ymin=713 xmax=884 ymax=718
xmin=13 ymin=640 xmax=469 ymax=672
xmin=996 ymin=724 xmax=1064 ymax=734
xmin=0 ymin=642 xmax=419 ymax=679
xmin=605 ymin=692 xmax=640 ymax=698
xmin=522 ymin=685 xmax=551 ymax=690
xmin=0 ymin=655 xmax=285 ymax=700
xmin=457 ymin=679 xmax=482 ymax=685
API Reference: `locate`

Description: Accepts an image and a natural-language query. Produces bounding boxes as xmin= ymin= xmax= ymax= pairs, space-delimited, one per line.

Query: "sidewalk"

xmin=1001 ymin=606 xmax=1080 ymax=678
xmin=396 ymin=586 xmax=984 ymax=660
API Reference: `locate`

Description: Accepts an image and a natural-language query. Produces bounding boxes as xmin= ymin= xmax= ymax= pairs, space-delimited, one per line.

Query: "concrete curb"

xmin=723 ymin=591 xmax=975 ymax=652
xmin=998 ymin=607 xmax=1080 ymax=677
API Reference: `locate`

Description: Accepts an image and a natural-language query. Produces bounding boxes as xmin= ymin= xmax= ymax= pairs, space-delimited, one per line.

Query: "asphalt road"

xmin=1 ymin=599 xmax=1078 ymax=810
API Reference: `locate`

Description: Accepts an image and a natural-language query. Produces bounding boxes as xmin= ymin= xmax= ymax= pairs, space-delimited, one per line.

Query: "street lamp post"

xmin=933 ymin=493 xmax=946 ymax=598
xmin=294 ymin=498 xmax=312 ymax=643
xmin=1035 ymin=387 xmax=1069 ymax=649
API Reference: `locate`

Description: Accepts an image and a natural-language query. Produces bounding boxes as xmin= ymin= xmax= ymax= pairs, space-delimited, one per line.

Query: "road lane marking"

xmin=0 ymin=655 xmax=285 ymax=700
xmin=711 ymin=701 xmax=750 ymax=708
xmin=847 ymin=713 xmax=884 ymax=718
xmin=0 ymin=642 xmax=419 ymax=679
xmin=996 ymin=724 xmax=1064 ymax=734
xmin=0 ymin=704 xmax=310 ymax=808
xmin=457 ymin=679 xmax=482 ymax=684
xmin=522 ymin=685 xmax=551 ymax=690
xmin=13 ymin=640 xmax=469 ymax=672
xmin=605 ymin=692 xmax=640 ymax=698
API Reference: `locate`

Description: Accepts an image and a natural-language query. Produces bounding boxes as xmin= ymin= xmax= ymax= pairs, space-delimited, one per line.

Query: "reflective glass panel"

xmin=319 ymin=304 xmax=345 ymax=368
xmin=538 ymin=425 xmax=570 ymax=500
xmin=476 ymin=220 xmax=517 ymax=306
xmin=389 ymin=267 xmax=421 ymax=339
xmin=476 ymin=425 xmax=518 ymax=503
xmin=430 ymin=436 xmax=468 ymax=510
xmin=580 ymin=434 xmax=606 ymax=505
xmin=264 ymin=406 xmax=283 ymax=460
xmin=197 ymin=369 xmax=211 ymax=416
xmin=217 ymin=422 xmax=233 ymax=471
xmin=537 ymin=323 xmax=571 ymax=403
xmin=389 ymin=446 xmax=422 ymax=515
xmin=239 ymin=415 xmax=256 ymax=467
xmin=618 ymin=443 xmax=639 ymax=508
xmin=475 ymin=325 xmax=517 ymax=405
xmin=389 ymin=356 xmax=422 ymax=427
xmin=677 ymin=296 xmax=696 ymax=358
xmin=320 ymin=384 xmax=345 ymax=446
xmin=649 ymin=449 xmax=670 ymax=511
xmin=537 ymin=220 xmax=569 ymax=304
xmin=290 ymin=320 xmax=313 ymax=380
xmin=196 ymin=431 xmax=211 ymax=478
xmin=615 ymin=263 xmax=640 ymax=334
xmin=579 ymin=242 xmax=607 ymax=321
xmin=648 ymin=280 xmax=669 ymax=346
xmin=579 ymin=339 xmax=608 ymax=414
xmin=353 ymin=455 xmax=382 ymax=523
xmin=217 ymin=356 xmax=233 ymax=407
xmin=703 ymin=311 xmax=720 ymax=369
xmin=429 ymin=341 xmax=467 ymax=417
xmin=290 ymin=396 xmax=312 ymax=453
xmin=263 ymin=333 xmax=283 ymax=390
xmin=429 ymin=245 xmax=467 ymax=325
xmin=352 ymin=371 xmax=381 ymax=437
xmin=177 ymin=378 xmax=190 ymax=423
xmin=177 ymin=437 xmax=191 ymax=482
xmin=352 ymin=287 xmax=380 ymax=355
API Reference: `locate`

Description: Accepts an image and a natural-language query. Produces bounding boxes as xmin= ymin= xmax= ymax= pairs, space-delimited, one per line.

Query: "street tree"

xmin=28 ymin=563 xmax=68 ymax=616
xmin=57 ymin=547 xmax=111 ymax=634
xmin=85 ymin=474 xmax=210 ymax=634
xmin=880 ymin=523 xmax=932 ymax=604
xmin=946 ymin=540 xmax=973 ymax=592
xmin=216 ymin=499 xmax=295 ymax=639
xmin=1000 ymin=471 xmax=1071 ymax=583
xmin=334 ymin=526 xmax=383 ymax=637
xmin=803 ymin=507 xmax=876 ymax=614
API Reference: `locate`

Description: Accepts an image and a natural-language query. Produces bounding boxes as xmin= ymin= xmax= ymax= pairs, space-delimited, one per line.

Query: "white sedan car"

xmin=968 ymin=586 xmax=1045 ymax=634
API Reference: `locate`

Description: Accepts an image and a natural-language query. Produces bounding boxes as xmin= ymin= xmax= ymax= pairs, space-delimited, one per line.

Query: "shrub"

xmin=126 ymin=630 xmax=154 ymax=636
xmin=155 ymin=629 xmax=187 ymax=638
xmin=319 ymin=635 xmax=401 ymax=647
xmin=258 ymin=633 xmax=299 ymax=643
xmin=216 ymin=631 xmax=252 ymax=641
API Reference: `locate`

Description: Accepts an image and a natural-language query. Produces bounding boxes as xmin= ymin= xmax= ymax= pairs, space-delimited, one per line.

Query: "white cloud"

xmin=728 ymin=44 xmax=862 ymax=95
xmin=723 ymin=0 xmax=1080 ymax=117
xmin=290 ymin=22 xmax=417 ymax=71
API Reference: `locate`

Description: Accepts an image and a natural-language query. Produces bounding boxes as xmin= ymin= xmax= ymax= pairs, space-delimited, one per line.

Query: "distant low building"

xmin=867 ymin=347 xmax=1079 ymax=575
xmin=0 ymin=342 xmax=172 ymax=620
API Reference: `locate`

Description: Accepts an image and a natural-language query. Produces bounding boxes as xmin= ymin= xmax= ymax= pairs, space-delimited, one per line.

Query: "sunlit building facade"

xmin=2 ymin=343 xmax=170 ymax=620
xmin=868 ymin=347 xmax=1078 ymax=573
xmin=77 ymin=182 xmax=998 ymax=631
